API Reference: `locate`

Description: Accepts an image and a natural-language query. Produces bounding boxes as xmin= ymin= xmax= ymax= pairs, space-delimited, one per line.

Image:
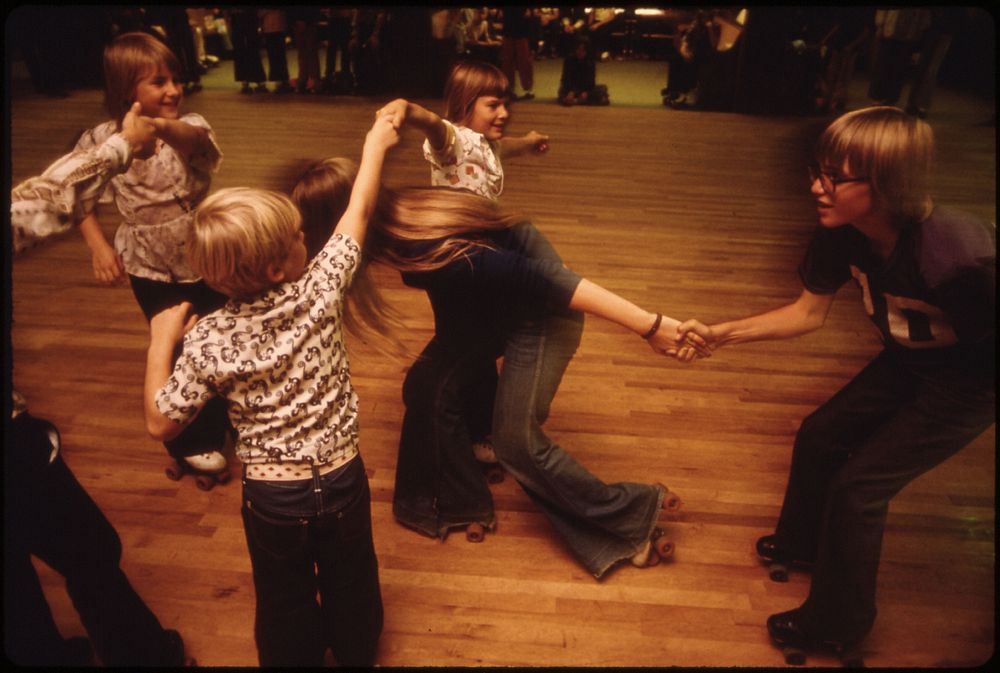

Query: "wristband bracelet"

xmin=642 ymin=313 xmax=663 ymax=339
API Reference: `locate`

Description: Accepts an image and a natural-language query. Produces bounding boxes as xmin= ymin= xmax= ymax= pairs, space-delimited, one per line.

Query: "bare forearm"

xmin=155 ymin=118 xmax=209 ymax=158
xmin=336 ymin=140 xmax=387 ymax=244
xmin=711 ymin=296 xmax=830 ymax=346
xmin=569 ymin=278 xmax=679 ymax=337
xmin=144 ymin=337 xmax=182 ymax=441
xmin=404 ymin=101 xmax=448 ymax=149
xmin=78 ymin=213 xmax=111 ymax=251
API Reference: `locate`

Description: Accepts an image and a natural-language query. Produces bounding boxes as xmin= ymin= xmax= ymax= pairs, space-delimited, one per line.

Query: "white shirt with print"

xmin=422 ymin=119 xmax=503 ymax=200
xmin=156 ymin=233 xmax=361 ymax=468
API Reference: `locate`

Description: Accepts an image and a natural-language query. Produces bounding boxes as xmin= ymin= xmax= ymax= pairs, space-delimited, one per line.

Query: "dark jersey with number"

xmin=798 ymin=207 xmax=995 ymax=373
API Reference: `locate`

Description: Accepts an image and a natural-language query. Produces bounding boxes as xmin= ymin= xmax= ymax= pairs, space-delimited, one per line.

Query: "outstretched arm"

xmin=568 ymin=278 xmax=709 ymax=361
xmin=11 ymin=102 xmax=154 ymax=254
xmin=334 ymin=113 xmax=400 ymax=245
xmin=145 ymin=115 xmax=212 ymax=161
xmin=376 ymin=98 xmax=449 ymax=151
xmin=678 ymin=287 xmax=835 ymax=349
xmin=499 ymin=131 xmax=549 ymax=158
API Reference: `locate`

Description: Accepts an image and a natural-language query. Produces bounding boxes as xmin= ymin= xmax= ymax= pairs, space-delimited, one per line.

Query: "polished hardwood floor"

xmin=7 ymin=68 xmax=995 ymax=667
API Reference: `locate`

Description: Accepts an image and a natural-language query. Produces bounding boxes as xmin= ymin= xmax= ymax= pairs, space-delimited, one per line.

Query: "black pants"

xmin=129 ymin=275 xmax=232 ymax=460
xmin=4 ymin=413 xmax=182 ymax=665
xmin=774 ymin=350 xmax=995 ymax=642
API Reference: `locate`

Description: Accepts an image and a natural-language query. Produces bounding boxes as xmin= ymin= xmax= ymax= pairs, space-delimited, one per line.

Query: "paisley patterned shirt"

xmin=156 ymin=234 xmax=361 ymax=467
xmin=74 ymin=113 xmax=222 ymax=283
xmin=422 ymin=119 xmax=503 ymax=200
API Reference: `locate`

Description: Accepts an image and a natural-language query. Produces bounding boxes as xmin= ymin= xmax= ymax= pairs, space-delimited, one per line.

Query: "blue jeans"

xmin=493 ymin=310 xmax=664 ymax=578
xmin=241 ymin=457 xmax=383 ymax=666
xmin=393 ymin=337 xmax=500 ymax=537
xmin=773 ymin=350 xmax=995 ymax=642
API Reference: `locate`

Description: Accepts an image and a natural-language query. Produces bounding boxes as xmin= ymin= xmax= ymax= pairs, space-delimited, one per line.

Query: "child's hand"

xmin=677 ymin=319 xmax=716 ymax=351
xmin=121 ymin=102 xmax=157 ymax=159
xmin=150 ymin=301 xmax=198 ymax=347
xmin=91 ymin=241 xmax=126 ymax=285
xmin=375 ymin=99 xmax=410 ymax=130
xmin=647 ymin=319 xmax=712 ymax=363
xmin=527 ymin=130 xmax=549 ymax=154
xmin=366 ymin=114 xmax=401 ymax=152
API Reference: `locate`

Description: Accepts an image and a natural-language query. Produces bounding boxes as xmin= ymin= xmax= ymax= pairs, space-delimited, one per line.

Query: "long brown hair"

xmin=366 ymin=186 xmax=525 ymax=272
xmin=292 ymin=161 xmax=527 ymax=353
xmin=292 ymin=159 xmax=405 ymax=357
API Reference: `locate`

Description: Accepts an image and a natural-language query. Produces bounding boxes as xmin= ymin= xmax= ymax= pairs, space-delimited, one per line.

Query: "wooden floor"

xmin=7 ymin=75 xmax=996 ymax=668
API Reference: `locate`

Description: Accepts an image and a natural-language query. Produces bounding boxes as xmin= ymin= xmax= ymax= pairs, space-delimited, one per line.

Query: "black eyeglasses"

xmin=808 ymin=164 xmax=869 ymax=196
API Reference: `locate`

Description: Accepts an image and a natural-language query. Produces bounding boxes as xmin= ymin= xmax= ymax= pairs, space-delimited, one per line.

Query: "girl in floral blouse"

xmin=73 ymin=32 xmax=230 ymax=484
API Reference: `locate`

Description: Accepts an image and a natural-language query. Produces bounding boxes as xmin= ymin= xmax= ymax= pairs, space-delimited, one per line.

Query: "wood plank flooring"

xmin=7 ymin=74 xmax=995 ymax=667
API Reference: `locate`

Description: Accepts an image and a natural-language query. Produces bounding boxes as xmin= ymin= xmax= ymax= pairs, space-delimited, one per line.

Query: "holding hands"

xmin=646 ymin=316 xmax=713 ymax=363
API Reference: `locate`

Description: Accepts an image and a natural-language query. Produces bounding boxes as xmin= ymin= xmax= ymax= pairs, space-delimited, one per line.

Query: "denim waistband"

xmin=242 ymin=456 xmax=365 ymax=519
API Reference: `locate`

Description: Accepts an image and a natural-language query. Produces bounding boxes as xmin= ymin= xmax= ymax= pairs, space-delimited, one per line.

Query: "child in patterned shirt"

xmin=376 ymin=60 xmax=548 ymax=201
xmin=142 ymin=114 xmax=399 ymax=666
xmin=74 ymin=32 xmax=230 ymax=483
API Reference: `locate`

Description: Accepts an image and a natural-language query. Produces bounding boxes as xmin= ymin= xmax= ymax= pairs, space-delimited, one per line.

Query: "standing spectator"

xmin=905 ymin=7 xmax=966 ymax=118
xmin=258 ymin=8 xmax=293 ymax=93
xmin=813 ymin=8 xmax=872 ymax=114
xmin=351 ymin=8 xmax=387 ymax=95
xmin=145 ymin=6 xmax=203 ymax=93
xmin=587 ymin=7 xmax=619 ymax=61
xmin=868 ymin=8 xmax=932 ymax=105
xmin=289 ymin=6 xmax=322 ymax=94
xmin=500 ymin=6 xmax=536 ymax=99
xmin=320 ymin=7 xmax=355 ymax=94
xmin=228 ymin=7 xmax=267 ymax=94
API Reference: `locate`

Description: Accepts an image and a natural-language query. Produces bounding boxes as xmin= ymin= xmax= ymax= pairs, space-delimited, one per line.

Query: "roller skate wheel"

xmin=782 ymin=646 xmax=806 ymax=665
xmin=194 ymin=475 xmax=215 ymax=491
xmin=654 ymin=536 xmax=674 ymax=560
xmin=466 ymin=522 xmax=485 ymax=543
xmin=485 ymin=466 xmax=504 ymax=484
xmin=216 ymin=468 xmax=232 ymax=484
xmin=165 ymin=461 xmax=184 ymax=481
xmin=769 ymin=562 xmax=789 ymax=582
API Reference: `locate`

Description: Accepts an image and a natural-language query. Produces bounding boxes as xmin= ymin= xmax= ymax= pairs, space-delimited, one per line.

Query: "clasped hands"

xmin=647 ymin=318 xmax=715 ymax=363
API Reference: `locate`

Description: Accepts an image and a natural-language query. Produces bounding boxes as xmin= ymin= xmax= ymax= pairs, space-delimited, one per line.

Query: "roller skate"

xmin=165 ymin=450 xmax=231 ymax=491
xmin=473 ymin=438 xmax=504 ymax=484
xmin=756 ymin=534 xmax=814 ymax=582
xmin=655 ymin=482 xmax=683 ymax=513
xmin=767 ymin=609 xmax=865 ymax=667
xmin=630 ymin=527 xmax=674 ymax=567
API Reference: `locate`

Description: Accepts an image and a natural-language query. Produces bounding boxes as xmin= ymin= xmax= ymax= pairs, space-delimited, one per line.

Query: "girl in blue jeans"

xmin=293 ymin=168 xmax=709 ymax=575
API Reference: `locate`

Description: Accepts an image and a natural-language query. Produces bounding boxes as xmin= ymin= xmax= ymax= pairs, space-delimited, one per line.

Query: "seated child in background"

xmin=559 ymin=36 xmax=609 ymax=106
xmin=142 ymin=114 xmax=399 ymax=667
